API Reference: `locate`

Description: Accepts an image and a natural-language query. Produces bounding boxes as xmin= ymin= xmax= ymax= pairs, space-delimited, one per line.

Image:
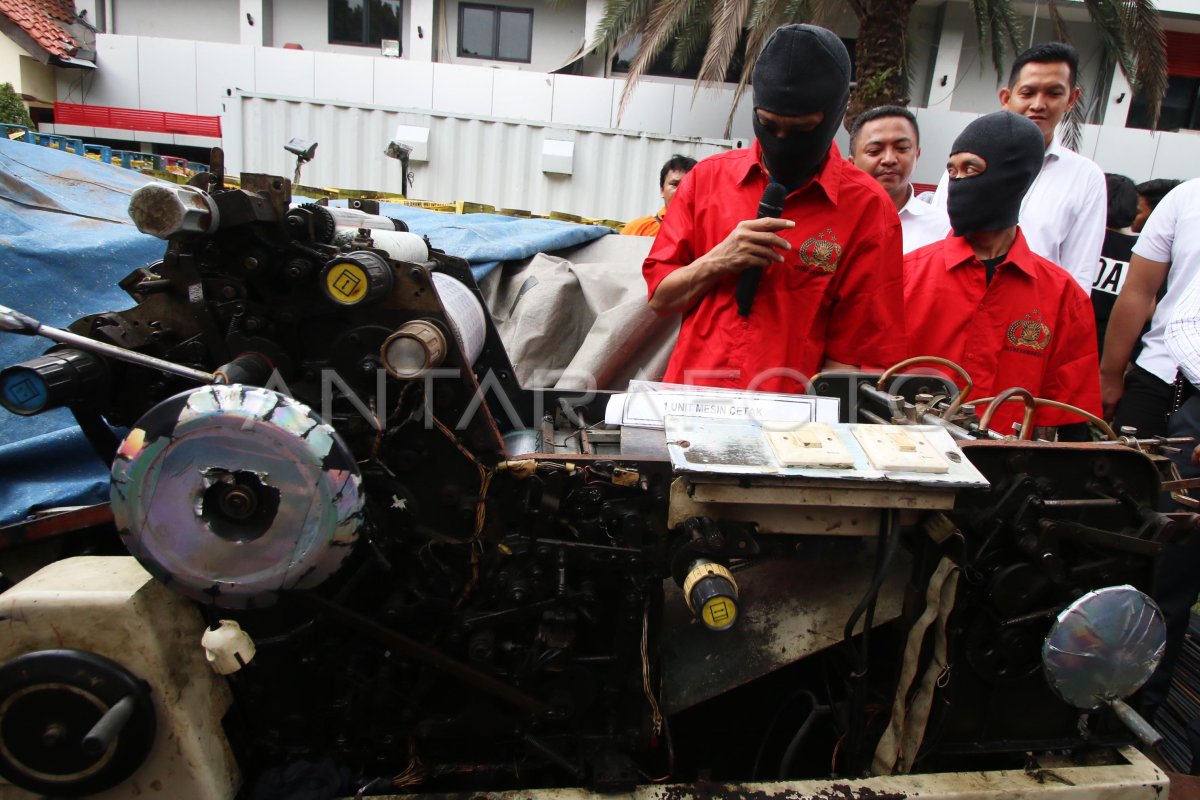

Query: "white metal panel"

xmin=1093 ymin=126 xmax=1163 ymax=183
xmin=493 ymin=70 xmax=553 ymax=121
xmin=80 ymin=33 xmax=141 ymax=108
xmin=175 ymin=134 xmax=223 ymax=148
xmin=195 ymin=42 xmax=256 ymax=117
xmin=612 ymin=81 xmax=673 ymax=136
xmin=552 ymin=74 xmax=612 ymax=128
xmin=373 ymin=56 xmax=434 ymax=109
xmin=432 ymin=63 xmax=494 ymax=116
xmin=1150 ymin=131 xmax=1200 ymax=182
xmin=233 ymin=94 xmax=733 ymax=221
xmin=53 ymin=123 xmax=95 ymax=138
xmin=728 ymin=91 xmax=754 ymax=146
xmin=911 ymin=108 xmax=979 ymax=185
xmin=1077 ymin=122 xmax=1101 ymax=161
xmin=255 ymin=47 xmax=316 ymax=99
xmin=670 ymin=84 xmax=739 ymax=141
xmin=314 ymin=51 xmax=375 ymax=105
xmin=131 ymin=131 xmax=175 ymax=145
xmin=138 ymin=37 xmax=198 ymax=114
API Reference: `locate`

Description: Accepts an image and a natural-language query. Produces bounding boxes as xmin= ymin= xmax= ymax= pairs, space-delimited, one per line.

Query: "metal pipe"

xmin=0 ymin=304 xmax=216 ymax=384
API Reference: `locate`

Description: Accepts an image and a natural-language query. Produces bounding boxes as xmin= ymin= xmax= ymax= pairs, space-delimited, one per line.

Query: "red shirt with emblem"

xmin=903 ymin=231 xmax=1101 ymax=432
xmin=643 ymin=141 xmax=905 ymax=393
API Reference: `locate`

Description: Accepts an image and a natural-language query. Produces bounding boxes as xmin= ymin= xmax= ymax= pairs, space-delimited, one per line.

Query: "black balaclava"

xmin=947 ymin=111 xmax=1045 ymax=237
xmin=751 ymin=24 xmax=851 ymax=187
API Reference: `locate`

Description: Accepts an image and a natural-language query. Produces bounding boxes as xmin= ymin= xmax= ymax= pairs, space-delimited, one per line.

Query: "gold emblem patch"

xmin=1006 ymin=310 xmax=1051 ymax=351
xmin=799 ymin=228 xmax=843 ymax=273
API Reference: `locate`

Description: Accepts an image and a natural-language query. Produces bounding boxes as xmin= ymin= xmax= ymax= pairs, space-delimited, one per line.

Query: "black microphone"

xmin=735 ymin=182 xmax=788 ymax=317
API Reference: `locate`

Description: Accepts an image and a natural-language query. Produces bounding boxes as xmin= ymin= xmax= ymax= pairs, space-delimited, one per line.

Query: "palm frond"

xmin=1062 ymin=85 xmax=1085 ymax=151
xmin=694 ymin=0 xmax=752 ymax=89
xmin=615 ymin=0 xmax=703 ymax=124
xmin=969 ymin=0 xmax=1024 ymax=79
xmin=672 ymin=9 xmax=714 ymax=72
xmin=723 ymin=0 xmax=793 ymax=136
xmin=779 ymin=0 xmax=813 ymax=20
xmin=1083 ymin=0 xmax=1136 ymax=85
xmin=591 ymin=0 xmax=655 ymax=55
xmin=1047 ymin=0 xmax=1070 ymax=43
xmin=1124 ymin=0 xmax=1168 ymax=130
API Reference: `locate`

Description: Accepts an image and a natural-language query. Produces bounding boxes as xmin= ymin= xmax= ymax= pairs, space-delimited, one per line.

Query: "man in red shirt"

xmin=642 ymin=24 xmax=904 ymax=394
xmin=904 ymin=111 xmax=1101 ymax=437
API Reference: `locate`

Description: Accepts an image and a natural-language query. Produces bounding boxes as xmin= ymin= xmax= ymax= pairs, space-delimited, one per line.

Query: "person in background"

xmin=1102 ymin=179 xmax=1200 ymax=437
xmin=931 ymin=42 xmax=1106 ymax=296
xmin=848 ymin=105 xmax=950 ymax=253
xmin=1134 ymin=273 xmax=1200 ymax=728
xmin=1133 ymin=178 xmax=1183 ymax=234
xmin=643 ymin=24 xmax=904 ymax=394
xmin=1092 ymin=174 xmax=1140 ymax=356
xmin=904 ymin=111 xmax=1100 ymax=440
xmin=622 ymin=155 xmax=697 ymax=237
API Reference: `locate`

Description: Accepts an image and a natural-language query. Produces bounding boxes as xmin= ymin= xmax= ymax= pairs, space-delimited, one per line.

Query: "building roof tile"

xmin=0 ymin=0 xmax=80 ymax=58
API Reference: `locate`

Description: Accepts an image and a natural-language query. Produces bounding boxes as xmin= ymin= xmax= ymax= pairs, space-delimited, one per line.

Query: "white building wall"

xmin=439 ymin=0 xmax=586 ymax=74
xmin=0 ymin=34 xmax=27 ymax=92
xmin=109 ymin=0 xmax=240 ymax=43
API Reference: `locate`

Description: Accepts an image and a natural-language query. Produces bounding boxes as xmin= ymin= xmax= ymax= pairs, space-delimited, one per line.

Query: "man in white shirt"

xmin=849 ymin=105 xmax=950 ymax=253
xmin=932 ymin=42 xmax=1105 ymax=294
xmin=1102 ymin=179 xmax=1200 ymax=436
xmin=1130 ymin=234 xmax=1200 ymax=726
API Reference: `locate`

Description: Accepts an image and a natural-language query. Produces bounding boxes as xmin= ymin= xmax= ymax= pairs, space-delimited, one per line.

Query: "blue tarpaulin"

xmin=0 ymin=138 xmax=610 ymax=523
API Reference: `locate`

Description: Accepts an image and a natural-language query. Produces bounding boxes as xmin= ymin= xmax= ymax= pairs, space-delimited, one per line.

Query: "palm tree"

xmin=591 ymin=0 xmax=1167 ymax=137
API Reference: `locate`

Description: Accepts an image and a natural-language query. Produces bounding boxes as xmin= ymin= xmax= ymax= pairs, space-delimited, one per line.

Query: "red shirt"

xmin=904 ymin=231 xmax=1102 ymax=432
xmin=643 ymin=141 xmax=904 ymax=394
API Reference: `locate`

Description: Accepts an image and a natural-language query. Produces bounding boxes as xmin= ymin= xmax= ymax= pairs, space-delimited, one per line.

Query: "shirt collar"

xmin=900 ymin=185 xmax=933 ymax=216
xmin=942 ymin=227 xmax=1037 ymax=278
xmin=1044 ymin=135 xmax=1063 ymax=163
xmin=735 ymin=139 xmax=842 ymax=205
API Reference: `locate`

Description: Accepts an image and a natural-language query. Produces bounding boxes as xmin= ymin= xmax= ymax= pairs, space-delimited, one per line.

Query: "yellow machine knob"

xmin=682 ymin=560 xmax=739 ymax=631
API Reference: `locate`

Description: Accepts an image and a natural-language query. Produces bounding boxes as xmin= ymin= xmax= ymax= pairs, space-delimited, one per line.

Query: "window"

xmin=1129 ymin=30 xmax=1200 ymax=132
xmin=329 ymin=0 xmax=401 ymax=50
xmin=458 ymin=4 xmax=532 ymax=63
xmin=1128 ymin=76 xmax=1200 ymax=132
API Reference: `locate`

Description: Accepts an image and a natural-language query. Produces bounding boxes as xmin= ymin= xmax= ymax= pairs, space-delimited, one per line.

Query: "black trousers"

xmin=1113 ymin=364 xmax=1174 ymax=439
xmin=1140 ymin=390 xmax=1200 ymax=727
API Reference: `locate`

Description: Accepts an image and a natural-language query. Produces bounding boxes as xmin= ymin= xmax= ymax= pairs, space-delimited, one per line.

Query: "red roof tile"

xmin=0 ymin=0 xmax=80 ymax=58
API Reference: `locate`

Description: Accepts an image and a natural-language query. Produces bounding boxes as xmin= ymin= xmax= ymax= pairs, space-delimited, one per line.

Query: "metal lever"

xmin=0 ymin=303 xmax=216 ymax=384
xmin=81 ymin=695 xmax=137 ymax=756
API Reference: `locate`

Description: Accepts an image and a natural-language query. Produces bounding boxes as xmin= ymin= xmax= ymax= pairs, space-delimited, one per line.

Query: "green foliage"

xmin=0 ymin=83 xmax=32 ymax=129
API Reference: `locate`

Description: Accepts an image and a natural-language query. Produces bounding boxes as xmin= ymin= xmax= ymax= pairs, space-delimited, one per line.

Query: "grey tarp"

xmin=479 ymin=235 xmax=679 ymax=392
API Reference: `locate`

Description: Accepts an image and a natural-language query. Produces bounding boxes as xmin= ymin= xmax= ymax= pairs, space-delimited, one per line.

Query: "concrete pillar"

xmin=240 ymin=0 xmax=266 ymax=47
xmin=1102 ymin=64 xmax=1133 ymax=128
xmin=926 ymin=2 xmax=967 ymax=111
xmin=578 ymin=0 xmax=606 ymax=77
xmin=409 ymin=0 xmax=434 ymax=61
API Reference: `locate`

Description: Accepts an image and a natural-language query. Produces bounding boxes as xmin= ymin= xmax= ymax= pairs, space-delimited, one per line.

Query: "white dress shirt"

xmin=1136 ymin=179 xmax=1200 ymax=384
xmin=932 ymin=137 xmax=1106 ymax=294
xmin=1166 ymin=275 xmax=1200 ymax=388
xmin=899 ymin=186 xmax=951 ymax=253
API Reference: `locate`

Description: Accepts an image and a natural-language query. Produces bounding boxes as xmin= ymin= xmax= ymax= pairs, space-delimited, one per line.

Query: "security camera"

xmin=285 ymin=138 xmax=318 ymax=162
xmin=384 ymin=140 xmax=412 ymax=161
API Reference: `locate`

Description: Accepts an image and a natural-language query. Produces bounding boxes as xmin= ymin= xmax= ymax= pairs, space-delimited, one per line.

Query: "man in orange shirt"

xmin=622 ymin=155 xmax=696 ymax=237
